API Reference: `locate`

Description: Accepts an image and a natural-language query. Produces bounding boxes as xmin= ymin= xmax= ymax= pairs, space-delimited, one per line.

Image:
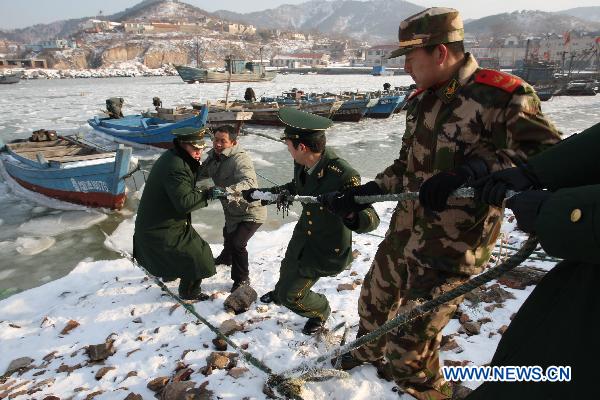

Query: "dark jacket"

xmin=467 ymin=122 xmax=600 ymax=399
xmin=270 ymin=147 xmax=380 ymax=278
xmin=133 ymin=145 xmax=216 ymax=281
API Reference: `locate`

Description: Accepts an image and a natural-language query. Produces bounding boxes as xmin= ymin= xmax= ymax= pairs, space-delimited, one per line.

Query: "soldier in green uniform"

xmin=466 ymin=122 xmax=600 ymax=399
xmin=321 ymin=7 xmax=561 ymax=399
xmin=243 ymin=108 xmax=380 ymax=335
xmin=133 ymin=127 xmax=216 ymax=301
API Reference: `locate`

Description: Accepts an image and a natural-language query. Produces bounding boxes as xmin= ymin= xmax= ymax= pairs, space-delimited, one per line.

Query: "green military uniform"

xmin=133 ymin=128 xmax=216 ymax=285
xmin=468 ymin=122 xmax=600 ymax=399
xmin=349 ymin=8 xmax=562 ymax=400
xmin=269 ymin=108 xmax=380 ymax=325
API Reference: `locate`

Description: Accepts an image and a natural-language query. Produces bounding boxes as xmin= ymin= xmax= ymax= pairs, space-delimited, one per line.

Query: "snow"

xmin=0 ymin=199 xmax=558 ymax=399
xmin=17 ymin=210 xmax=108 ymax=237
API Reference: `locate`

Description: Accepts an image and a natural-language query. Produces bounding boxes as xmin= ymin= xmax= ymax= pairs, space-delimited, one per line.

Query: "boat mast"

xmin=225 ymin=55 xmax=233 ymax=111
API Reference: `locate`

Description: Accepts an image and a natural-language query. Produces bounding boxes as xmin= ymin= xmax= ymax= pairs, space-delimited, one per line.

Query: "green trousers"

xmin=273 ymin=258 xmax=331 ymax=321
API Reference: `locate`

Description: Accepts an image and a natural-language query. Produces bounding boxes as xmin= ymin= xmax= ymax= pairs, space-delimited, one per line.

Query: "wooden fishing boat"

xmin=0 ymin=133 xmax=132 ymax=209
xmin=88 ymin=106 xmax=209 ymax=149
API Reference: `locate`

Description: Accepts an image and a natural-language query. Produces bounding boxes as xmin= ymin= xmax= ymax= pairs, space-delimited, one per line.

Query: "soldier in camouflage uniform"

xmin=320 ymin=7 xmax=561 ymax=399
xmin=243 ymin=108 xmax=380 ymax=335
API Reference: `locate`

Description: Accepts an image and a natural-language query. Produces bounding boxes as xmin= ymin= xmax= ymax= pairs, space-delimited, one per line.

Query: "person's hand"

xmin=473 ymin=166 xmax=540 ymax=207
xmin=318 ymin=191 xmax=355 ymax=218
xmin=318 ymin=181 xmax=382 ymax=216
xmin=506 ymin=190 xmax=550 ymax=233
xmin=241 ymin=188 xmax=259 ymax=202
xmin=419 ymin=158 xmax=488 ymax=211
xmin=207 ymin=186 xmax=226 ymax=200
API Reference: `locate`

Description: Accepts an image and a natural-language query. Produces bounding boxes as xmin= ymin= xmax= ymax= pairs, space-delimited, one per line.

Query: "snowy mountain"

xmin=464 ymin=10 xmax=600 ymax=37
xmin=214 ymin=0 xmax=425 ymax=42
xmin=557 ymin=7 xmax=600 ymax=24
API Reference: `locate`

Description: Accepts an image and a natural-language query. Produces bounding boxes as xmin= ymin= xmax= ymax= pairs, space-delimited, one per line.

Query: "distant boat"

xmin=0 ymin=73 xmax=21 ymax=84
xmin=371 ymin=66 xmax=394 ymax=76
xmin=554 ymin=80 xmax=597 ymax=96
xmin=88 ymin=106 xmax=209 ymax=149
xmin=332 ymin=98 xmax=379 ymax=122
xmin=365 ymin=94 xmax=407 ymax=118
xmin=175 ymin=59 xmax=277 ymax=83
xmin=0 ymin=134 xmax=132 ymax=209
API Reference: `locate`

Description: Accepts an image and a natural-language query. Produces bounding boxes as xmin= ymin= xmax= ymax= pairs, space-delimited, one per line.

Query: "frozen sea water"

xmin=0 ymin=74 xmax=599 ymax=297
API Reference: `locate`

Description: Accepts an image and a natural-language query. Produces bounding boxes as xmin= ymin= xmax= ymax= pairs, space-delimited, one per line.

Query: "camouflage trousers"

xmin=350 ymin=236 xmax=470 ymax=400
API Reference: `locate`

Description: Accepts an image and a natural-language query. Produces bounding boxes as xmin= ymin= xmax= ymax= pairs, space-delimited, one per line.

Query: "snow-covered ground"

xmin=0 ymin=199 xmax=555 ymax=399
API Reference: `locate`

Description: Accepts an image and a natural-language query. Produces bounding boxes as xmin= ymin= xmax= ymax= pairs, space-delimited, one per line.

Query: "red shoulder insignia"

xmin=474 ymin=69 xmax=522 ymax=93
xmin=408 ymin=88 xmax=425 ymax=100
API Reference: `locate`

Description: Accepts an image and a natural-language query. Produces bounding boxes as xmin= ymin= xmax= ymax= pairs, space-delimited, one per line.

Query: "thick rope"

xmin=275 ymin=235 xmax=538 ymax=384
xmin=101 ymin=233 xmax=276 ymax=378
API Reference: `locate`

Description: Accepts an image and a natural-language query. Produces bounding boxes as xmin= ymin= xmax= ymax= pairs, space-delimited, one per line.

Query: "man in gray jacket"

xmin=198 ymin=125 xmax=267 ymax=292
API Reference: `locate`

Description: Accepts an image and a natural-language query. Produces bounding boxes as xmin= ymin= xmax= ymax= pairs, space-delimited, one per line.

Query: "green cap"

xmin=278 ymin=107 xmax=333 ymax=140
xmin=172 ymin=126 xmax=208 ymax=149
xmin=389 ymin=7 xmax=464 ymax=59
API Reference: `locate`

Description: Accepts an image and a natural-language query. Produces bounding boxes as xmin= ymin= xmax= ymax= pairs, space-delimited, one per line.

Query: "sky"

xmin=1 ymin=0 xmax=599 ymax=30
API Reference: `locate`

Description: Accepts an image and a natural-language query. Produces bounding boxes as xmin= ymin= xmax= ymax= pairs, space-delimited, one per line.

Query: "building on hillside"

xmin=312 ymin=40 xmax=348 ymax=60
xmin=81 ymin=19 xmax=121 ymax=33
xmin=0 ymin=58 xmax=47 ymax=69
xmin=124 ymin=22 xmax=154 ymax=34
xmin=364 ymin=44 xmax=403 ymax=67
xmin=25 ymin=40 xmax=77 ymax=52
xmin=222 ymin=22 xmax=256 ymax=35
xmin=271 ymin=53 xmax=329 ymax=68
xmin=538 ymin=31 xmax=600 ymax=70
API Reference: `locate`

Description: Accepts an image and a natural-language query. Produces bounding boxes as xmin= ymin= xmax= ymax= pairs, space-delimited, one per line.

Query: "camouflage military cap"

xmin=389 ymin=7 xmax=464 ymax=58
xmin=172 ymin=126 xmax=208 ymax=149
xmin=278 ymin=107 xmax=333 ymax=140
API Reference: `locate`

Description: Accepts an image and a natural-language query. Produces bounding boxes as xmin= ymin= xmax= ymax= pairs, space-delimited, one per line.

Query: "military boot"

xmin=230 ymin=279 xmax=250 ymax=293
xmin=260 ymin=290 xmax=275 ymax=304
xmin=178 ymin=278 xmax=209 ymax=301
xmin=331 ymin=352 xmax=367 ymax=370
xmin=302 ymin=317 xmax=325 ymax=335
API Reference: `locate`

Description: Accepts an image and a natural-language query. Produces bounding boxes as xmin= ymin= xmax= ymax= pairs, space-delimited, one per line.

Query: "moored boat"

xmin=175 ymin=59 xmax=277 ymax=84
xmin=0 ymin=133 xmax=132 ymax=209
xmin=0 ymin=73 xmax=21 ymax=84
xmin=88 ymin=106 xmax=209 ymax=149
xmin=365 ymin=94 xmax=407 ymax=118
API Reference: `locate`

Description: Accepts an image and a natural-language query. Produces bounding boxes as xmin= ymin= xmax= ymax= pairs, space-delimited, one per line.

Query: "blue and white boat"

xmin=88 ymin=106 xmax=209 ymax=149
xmin=365 ymin=94 xmax=407 ymax=119
xmin=0 ymin=135 xmax=132 ymax=209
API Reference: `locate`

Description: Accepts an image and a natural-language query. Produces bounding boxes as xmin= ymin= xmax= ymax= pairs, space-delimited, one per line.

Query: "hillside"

xmin=557 ymin=6 xmax=600 ymax=24
xmin=464 ymin=10 xmax=600 ymax=37
xmin=215 ymin=0 xmax=424 ymax=42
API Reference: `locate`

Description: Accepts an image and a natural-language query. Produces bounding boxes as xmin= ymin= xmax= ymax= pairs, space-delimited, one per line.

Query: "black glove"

xmin=473 ymin=166 xmax=540 ymax=207
xmin=318 ymin=181 xmax=382 ymax=217
xmin=506 ymin=190 xmax=550 ymax=234
xmin=419 ymin=158 xmax=488 ymax=212
xmin=241 ymin=188 xmax=260 ymax=202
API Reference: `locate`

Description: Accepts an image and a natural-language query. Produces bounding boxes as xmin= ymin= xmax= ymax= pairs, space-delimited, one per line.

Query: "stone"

xmin=4 ymin=357 xmax=34 ymax=376
xmin=60 ymin=320 xmax=80 ymax=335
xmin=160 ymin=381 xmax=195 ymax=400
xmin=87 ymin=340 xmax=115 ymax=362
xmin=147 ymin=376 xmax=170 ymax=392
xmin=123 ymin=394 xmax=143 ymax=400
xmin=206 ymin=352 xmax=237 ymax=370
xmin=172 ymin=368 xmax=193 ymax=382
xmin=498 ymin=266 xmax=546 ymax=290
xmin=351 ymin=249 xmax=361 ymax=259
xmin=212 ymin=338 xmax=228 ymax=351
xmin=43 ymin=397 xmax=60 ymax=400
xmin=440 ymin=338 xmax=460 ymax=351
xmin=336 ymin=282 xmax=357 ymax=292
xmin=218 ymin=319 xmax=243 ymax=336
xmin=477 ymin=317 xmax=492 ymax=324
xmin=459 ymin=314 xmax=470 ymax=324
xmin=498 ymin=325 xmax=509 ymax=335
xmin=84 ymin=390 xmax=104 ymax=400
xmin=95 ymin=366 xmax=115 ymax=380
xmin=462 ymin=321 xmax=481 ymax=336
xmin=227 ymin=367 xmax=249 ymax=379
xmin=224 ymin=286 xmax=257 ymax=315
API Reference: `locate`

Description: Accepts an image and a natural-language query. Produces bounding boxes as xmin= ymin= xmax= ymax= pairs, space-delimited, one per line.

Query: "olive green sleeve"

xmin=535 ymin=184 xmax=600 ymax=263
xmin=529 ymin=122 xmax=600 ymax=191
xmin=345 ymin=206 xmax=380 ymax=233
xmin=164 ymin=167 xmax=208 ymax=214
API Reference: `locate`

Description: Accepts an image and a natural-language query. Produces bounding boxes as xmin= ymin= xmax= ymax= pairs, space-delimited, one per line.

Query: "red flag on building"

xmin=563 ymin=31 xmax=571 ymax=46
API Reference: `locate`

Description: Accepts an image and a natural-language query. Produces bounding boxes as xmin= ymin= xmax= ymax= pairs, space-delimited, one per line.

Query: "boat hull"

xmin=1 ymin=140 xmax=131 ymax=209
xmin=365 ymin=95 xmax=405 ymax=119
xmin=175 ymin=65 xmax=276 ymax=83
xmin=88 ymin=107 xmax=209 ymax=149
